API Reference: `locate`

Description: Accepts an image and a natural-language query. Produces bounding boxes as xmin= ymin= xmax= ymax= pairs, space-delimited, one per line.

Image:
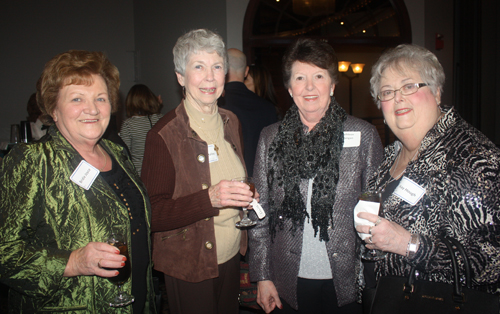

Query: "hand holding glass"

xmin=354 ymin=192 xmax=387 ymax=261
xmin=233 ymin=177 xmax=257 ymax=228
xmin=106 ymin=232 xmax=134 ymax=307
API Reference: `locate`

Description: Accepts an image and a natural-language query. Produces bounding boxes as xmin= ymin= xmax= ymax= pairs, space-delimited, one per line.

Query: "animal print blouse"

xmin=369 ymin=107 xmax=500 ymax=294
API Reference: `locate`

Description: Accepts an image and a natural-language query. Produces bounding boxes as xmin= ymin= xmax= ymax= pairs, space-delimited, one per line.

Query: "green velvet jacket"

xmin=0 ymin=126 xmax=156 ymax=313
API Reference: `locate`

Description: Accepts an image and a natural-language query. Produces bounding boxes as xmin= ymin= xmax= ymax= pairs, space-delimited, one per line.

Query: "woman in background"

xmin=119 ymin=84 xmax=163 ymax=175
xmin=26 ymin=92 xmax=47 ymax=140
xmin=245 ymin=64 xmax=282 ymax=119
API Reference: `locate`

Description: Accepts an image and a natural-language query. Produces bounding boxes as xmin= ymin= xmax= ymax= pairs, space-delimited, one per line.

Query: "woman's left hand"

xmin=356 ymin=212 xmax=412 ymax=256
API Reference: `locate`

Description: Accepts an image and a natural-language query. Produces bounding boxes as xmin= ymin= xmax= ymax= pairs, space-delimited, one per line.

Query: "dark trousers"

xmin=164 ymin=253 xmax=240 ymax=314
xmin=276 ymin=278 xmax=362 ymax=314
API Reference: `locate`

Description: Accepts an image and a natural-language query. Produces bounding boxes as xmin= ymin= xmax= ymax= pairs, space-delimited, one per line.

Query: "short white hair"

xmin=173 ymin=29 xmax=228 ymax=76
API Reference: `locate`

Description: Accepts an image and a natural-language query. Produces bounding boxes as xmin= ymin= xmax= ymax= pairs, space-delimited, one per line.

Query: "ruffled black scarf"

xmin=268 ymin=98 xmax=347 ymax=242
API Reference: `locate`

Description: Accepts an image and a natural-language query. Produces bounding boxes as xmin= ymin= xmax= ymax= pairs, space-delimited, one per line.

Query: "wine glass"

xmin=106 ymin=231 xmax=134 ymax=307
xmin=233 ymin=177 xmax=257 ymax=228
xmin=354 ymin=192 xmax=387 ymax=261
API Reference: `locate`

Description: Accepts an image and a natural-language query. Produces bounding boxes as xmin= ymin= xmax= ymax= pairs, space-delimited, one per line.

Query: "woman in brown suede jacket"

xmin=141 ymin=29 xmax=254 ymax=314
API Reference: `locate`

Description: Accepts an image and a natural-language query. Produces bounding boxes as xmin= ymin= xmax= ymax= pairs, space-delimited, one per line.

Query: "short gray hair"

xmin=370 ymin=44 xmax=445 ymax=109
xmin=173 ymin=29 xmax=228 ymax=76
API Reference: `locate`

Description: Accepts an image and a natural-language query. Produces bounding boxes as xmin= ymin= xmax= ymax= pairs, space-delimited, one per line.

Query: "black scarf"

xmin=268 ymin=97 xmax=347 ymax=242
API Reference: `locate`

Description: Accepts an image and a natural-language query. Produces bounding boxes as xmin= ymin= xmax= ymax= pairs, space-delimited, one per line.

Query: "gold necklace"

xmin=190 ymin=116 xmax=222 ymax=156
xmin=97 ymin=144 xmax=107 ymax=171
xmin=390 ymin=148 xmax=419 ymax=179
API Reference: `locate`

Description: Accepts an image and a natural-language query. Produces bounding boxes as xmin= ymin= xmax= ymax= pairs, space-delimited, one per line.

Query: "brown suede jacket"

xmin=141 ymin=101 xmax=247 ymax=283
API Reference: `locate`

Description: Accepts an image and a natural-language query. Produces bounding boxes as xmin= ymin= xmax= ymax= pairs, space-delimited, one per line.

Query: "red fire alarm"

xmin=435 ymin=33 xmax=444 ymax=50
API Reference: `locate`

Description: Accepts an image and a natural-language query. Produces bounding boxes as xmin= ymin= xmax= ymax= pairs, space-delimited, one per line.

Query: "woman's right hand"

xmin=208 ymin=180 xmax=253 ymax=208
xmin=63 ymin=242 xmax=126 ymax=277
xmin=257 ymin=280 xmax=282 ymax=313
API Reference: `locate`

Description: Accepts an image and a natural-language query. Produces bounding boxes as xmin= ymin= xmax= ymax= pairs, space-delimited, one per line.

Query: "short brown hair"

xmin=282 ymin=38 xmax=338 ymax=89
xmin=36 ymin=50 xmax=120 ymax=125
xmin=125 ymin=84 xmax=162 ymax=117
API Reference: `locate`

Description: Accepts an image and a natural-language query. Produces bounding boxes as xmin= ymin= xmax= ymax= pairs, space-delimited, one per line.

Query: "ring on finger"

xmin=375 ymin=217 xmax=382 ymax=226
xmin=369 ymin=226 xmax=374 ymax=235
xmin=368 ymin=237 xmax=373 ymax=244
xmin=98 ymin=259 xmax=102 ymax=268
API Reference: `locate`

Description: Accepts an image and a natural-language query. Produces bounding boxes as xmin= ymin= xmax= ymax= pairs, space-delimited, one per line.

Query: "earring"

xmin=182 ymin=86 xmax=186 ymax=98
xmin=383 ymin=119 xmax=387 ymax=125
xmin=289 ymin=92 xmax=293 ymax=97
xmin=330 ymin=90 xmax=333 ymax=97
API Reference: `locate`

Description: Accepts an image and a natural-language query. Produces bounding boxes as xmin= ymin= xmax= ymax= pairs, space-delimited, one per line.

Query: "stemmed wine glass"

xmin=354 ymin=192 xmax=387 ymax=261
xmin=106 ymin=231 xmax=134 ymax=307
xmin=233 ymin=177 xmax=257 ymax=228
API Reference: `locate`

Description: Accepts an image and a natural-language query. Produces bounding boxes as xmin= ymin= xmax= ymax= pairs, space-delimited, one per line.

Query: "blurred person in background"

xmin=222 ymin=48 xmax=277 ymax=177
xmin=245 ymin=64 xmax=283 ymax=119
xmin=119 ymin=84 xmax=163 ymax=175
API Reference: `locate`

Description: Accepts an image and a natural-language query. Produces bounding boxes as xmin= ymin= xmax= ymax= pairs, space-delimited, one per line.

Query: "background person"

xmin=356 ymin=44 xmax=500 ymax=298
xmin=119 ymin=84 xmax=164 ymax=175
xmin=245 ymin=64 xmax=282 ymax=120
xmin=221 ymin=48 xmax=277 ymax=177
xmin=141 ymin=29 xmax=254 ymax=314
xmin=0 ymin=50 xmax=156 ymax=313
xmin=26 ymin=92 xmax=47 ymax=140
xmin=248 ymin=38 xmax=383 ymax=314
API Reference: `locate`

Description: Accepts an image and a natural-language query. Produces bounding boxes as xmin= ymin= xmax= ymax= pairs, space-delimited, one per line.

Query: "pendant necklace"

xmin=390 ymin=148 xmax=419 ymax=180
xmin=97 ymin=144 xmax=108 ymax=171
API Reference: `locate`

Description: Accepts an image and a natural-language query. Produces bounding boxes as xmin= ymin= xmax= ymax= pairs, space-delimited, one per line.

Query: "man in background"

xmin=220 ymin=48 xmax=278 ymax=176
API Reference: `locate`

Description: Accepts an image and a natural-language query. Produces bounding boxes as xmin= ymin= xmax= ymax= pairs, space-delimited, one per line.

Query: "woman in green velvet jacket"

xmin=0 ymin=51 xmax=156 ymax=313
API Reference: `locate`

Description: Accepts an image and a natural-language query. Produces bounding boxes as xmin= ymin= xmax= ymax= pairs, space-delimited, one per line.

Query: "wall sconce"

xmin=338 ymin=61 xmax=351 ymax=73
xmin=351 ymin=63 xmax=365 ymax=74
xmin=338 ymin=61 xmax=365 ymax=115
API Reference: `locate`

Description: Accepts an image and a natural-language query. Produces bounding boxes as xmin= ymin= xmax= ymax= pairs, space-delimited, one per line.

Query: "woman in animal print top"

xmin=356 ymin=44 xmax=500 ymax=295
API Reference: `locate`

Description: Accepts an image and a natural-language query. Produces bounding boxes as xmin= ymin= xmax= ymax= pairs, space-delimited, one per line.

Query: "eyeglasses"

xmin=378 ymin=83 xmax=428 ymax=101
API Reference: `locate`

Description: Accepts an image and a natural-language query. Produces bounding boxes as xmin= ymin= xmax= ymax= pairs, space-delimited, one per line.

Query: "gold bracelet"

xmin=406 ymin=234 xmax=420 ymax=259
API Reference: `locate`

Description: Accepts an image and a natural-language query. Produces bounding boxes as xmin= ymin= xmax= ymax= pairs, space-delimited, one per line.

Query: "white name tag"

xmin=343 ymin=131 xmax=361 ymax=147
xmin=250 ymin=199 xmax=266 ymax=219
xmin=393 ymin=176 xmax=426 ymax=205
xmin=208 ymin=144 xmax=219 ymax=163
xmin=70 ymin=160 xmax=100 ymax=190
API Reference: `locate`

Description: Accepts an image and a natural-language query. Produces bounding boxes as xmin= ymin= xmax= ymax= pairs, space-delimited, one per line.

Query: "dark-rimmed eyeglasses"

xmin=378 ymin=83 xmax=428 ymax=101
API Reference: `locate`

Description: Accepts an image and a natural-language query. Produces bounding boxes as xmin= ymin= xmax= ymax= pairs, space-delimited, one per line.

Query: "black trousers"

xmin=164 ymin=253 xmax=240 ymax=314
xmin=276 ymin=278 xmax=362 ymax=314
